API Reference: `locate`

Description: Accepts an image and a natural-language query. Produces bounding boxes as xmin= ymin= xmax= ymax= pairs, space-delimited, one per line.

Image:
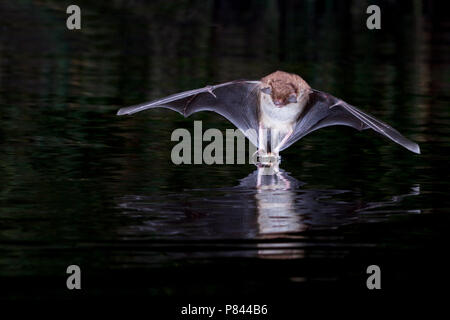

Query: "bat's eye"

xmin=287 ymin=94 xmax=297 ymax=103
xmin=261 ymin=87 xmax=272 ymax=95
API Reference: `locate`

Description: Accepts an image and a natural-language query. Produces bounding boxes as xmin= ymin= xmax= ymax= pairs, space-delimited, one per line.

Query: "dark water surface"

xmin=0 ymin=0 xmax=449 ymax=305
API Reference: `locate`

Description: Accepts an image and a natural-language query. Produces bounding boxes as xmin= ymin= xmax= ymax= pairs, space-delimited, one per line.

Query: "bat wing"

xmin=117 ymin=81 xmax=261 ymax=146
xmin=282 ymin=90 xmax=420 ymax=154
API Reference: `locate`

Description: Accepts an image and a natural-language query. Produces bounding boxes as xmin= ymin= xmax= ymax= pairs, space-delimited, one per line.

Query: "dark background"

xmin=0 ymin=0 xmax=449 ymax=314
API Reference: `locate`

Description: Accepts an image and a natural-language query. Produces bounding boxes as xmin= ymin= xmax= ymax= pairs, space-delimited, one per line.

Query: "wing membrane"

xmin=283 ymin=90 xmax=420 ymax=154
xmin=117 ymin=81 xmax=261 ymax=146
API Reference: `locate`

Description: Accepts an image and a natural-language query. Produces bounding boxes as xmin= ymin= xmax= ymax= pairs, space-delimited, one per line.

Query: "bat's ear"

xmin=261 ymin=87 xmax=272 ymax=95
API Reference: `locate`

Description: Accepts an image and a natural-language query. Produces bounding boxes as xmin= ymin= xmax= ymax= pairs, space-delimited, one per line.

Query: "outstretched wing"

xmin=117 ymin=81 xmax=261 ymax=147
xmin=282 ymin=90 xmax=420 ymax=154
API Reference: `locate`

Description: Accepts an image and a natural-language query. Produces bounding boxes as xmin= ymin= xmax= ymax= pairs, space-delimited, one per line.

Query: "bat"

xmin=117 ymin=70 xmax=420 ymax=158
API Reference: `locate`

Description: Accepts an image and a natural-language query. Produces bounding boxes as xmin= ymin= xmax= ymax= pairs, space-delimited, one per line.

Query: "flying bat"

xmin=117 ymin=70 xmax=420 ymax=158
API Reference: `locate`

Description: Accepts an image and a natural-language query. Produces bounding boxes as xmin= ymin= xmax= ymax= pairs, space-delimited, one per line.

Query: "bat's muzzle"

xmin=274 ymin=100 xmax=284 ymax=107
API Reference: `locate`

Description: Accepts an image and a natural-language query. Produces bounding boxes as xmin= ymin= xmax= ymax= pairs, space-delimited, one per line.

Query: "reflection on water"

xmin=116 ymin=166 xmax=421 ymax=261
xmin=117 ymin=166 xmax=420 ymax=243
xmin=254 ymin=168 xmax=308 ymax=235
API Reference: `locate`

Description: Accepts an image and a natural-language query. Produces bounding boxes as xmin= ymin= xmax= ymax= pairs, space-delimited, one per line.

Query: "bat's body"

xmin=257 ymin=71 xmax=310 ymax=154
xmin=117 ymin=71 xmax=420 ymax=159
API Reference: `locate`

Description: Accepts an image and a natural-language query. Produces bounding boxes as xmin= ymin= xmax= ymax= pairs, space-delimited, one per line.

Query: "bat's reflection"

xmin=117 ymin=164 xmax=420 ymax=260
xmin=241 ymin=164 xmax=307 ymax=235
xmin=236 ymin=163 xmax=420 ymax=259
xmin=240 ymin=165 xmax=420 ymax=235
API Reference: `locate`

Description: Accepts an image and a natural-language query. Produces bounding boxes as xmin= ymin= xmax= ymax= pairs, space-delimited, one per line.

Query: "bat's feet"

xmin=252 ymin=150 xmax=281 ymax=168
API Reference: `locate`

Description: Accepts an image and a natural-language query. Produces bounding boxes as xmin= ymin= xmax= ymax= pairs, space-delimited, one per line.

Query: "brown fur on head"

xmin=261 ymin=70 xmax=311 ymax=106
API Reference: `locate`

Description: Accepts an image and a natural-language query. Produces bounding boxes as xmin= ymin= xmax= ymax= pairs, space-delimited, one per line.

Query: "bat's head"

xmin=260 ymin=71 xmax=311 ymax=108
